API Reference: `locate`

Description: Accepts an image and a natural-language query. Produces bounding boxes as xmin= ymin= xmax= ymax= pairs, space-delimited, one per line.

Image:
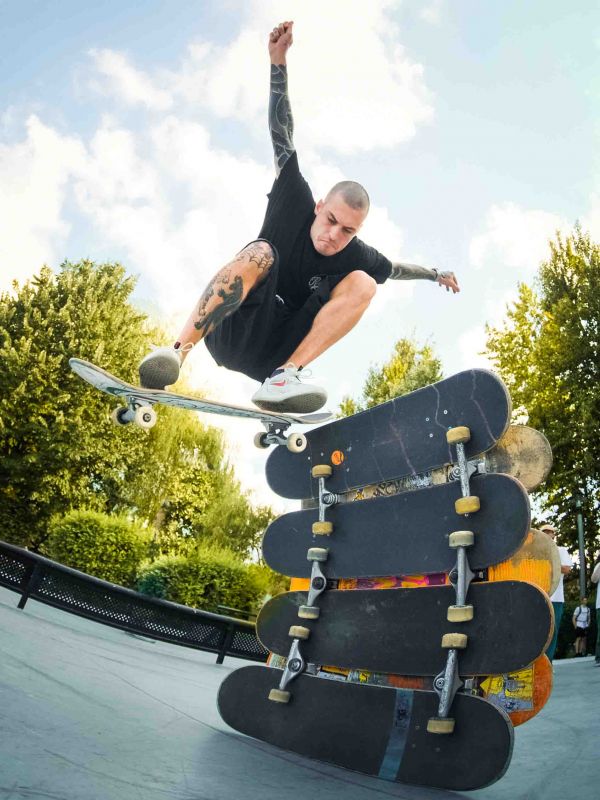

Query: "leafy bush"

xmin=44 ymin=509 xmax=150 ymax=587
xmin=136 ymin=546 xmax=266 ymax=614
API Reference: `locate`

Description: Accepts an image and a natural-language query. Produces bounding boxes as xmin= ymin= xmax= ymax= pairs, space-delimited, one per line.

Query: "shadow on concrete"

xmin=1 ymin=586 xmax=598 ymax=799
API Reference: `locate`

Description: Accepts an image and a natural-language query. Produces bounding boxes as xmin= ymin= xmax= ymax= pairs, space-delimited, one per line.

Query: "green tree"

xmin=0 ymin=260 xmax=273 ymax=559
xmin=339 ymin=336 xmax=443 ymax=415
xmin=486 ymin=227 xmax=600 ymax=567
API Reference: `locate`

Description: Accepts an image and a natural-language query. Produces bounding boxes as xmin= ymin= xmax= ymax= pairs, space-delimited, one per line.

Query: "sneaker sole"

xmin=139 ymin=357 xmax=180 ymax=390
xmin=253 ymin=393 xmax=326 ymax=414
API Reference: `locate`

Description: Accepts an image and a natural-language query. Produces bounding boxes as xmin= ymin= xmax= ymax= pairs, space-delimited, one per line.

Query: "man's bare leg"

xmin=138 ymin=241 xmax=274 ymax=388
xmin=286 ymin=270 xmax=377 ymax=368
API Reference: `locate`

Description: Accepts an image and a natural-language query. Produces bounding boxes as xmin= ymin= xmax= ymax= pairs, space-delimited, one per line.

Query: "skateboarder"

xmin=139 ymin=21 xmax=460 ymax=412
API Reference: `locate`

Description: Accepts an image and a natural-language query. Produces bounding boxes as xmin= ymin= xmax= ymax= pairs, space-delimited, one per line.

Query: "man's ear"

xmin=315 ymin=199 xmax=324 ymax=214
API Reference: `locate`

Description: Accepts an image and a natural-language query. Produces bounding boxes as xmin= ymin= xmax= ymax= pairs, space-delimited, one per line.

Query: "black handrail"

xmin=0 ymin=540 xmax=268 ymax=665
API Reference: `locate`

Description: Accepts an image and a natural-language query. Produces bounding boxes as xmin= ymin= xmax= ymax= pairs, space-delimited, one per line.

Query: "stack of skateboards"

xmin=218 ymin=370 xmax=559 ymax=791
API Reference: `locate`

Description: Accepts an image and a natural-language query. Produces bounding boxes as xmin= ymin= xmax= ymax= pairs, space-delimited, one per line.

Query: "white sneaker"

xmin=138 ymin=346 xmax=183 ymax=389
xmin=251 ymin=364 xmax=327 ymax=413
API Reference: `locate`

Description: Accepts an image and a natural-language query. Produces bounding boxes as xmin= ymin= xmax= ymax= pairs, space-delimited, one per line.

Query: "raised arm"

xmin=268 ymin=21 xmax=295 ymax=176
xmin=390 ymin=261 xmax=460 ymax=294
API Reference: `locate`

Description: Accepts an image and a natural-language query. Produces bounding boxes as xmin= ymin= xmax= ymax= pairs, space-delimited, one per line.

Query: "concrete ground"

xmin=0 ymin=585 xmax=598 ymax=800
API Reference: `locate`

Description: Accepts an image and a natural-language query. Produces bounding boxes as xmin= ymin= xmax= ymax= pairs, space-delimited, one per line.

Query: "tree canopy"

xmin=486 ymin=226 xmax=600 ymax=568
xmin=0 ymin=260 xmax=272 ymax=555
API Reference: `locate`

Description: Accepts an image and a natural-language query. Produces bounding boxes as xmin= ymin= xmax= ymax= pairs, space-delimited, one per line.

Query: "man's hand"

xmin=269 ymin=21 xmax=294 ymax=65
xmin=435 ymin=270 xmax=460 ymax=294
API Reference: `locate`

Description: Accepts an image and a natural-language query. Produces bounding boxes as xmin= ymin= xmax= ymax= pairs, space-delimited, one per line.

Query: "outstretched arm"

xmin=390 ymin=261 xmax=460 ymax=294
xmin=268 ymin=21 xmax=295 ymax=175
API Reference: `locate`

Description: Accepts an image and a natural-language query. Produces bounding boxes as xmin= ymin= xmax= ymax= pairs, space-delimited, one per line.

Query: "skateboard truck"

xmin=268 ymin=629 xmax=309 ymax=703
xmin=428 ymin=634 xmax=467 ymax=733
xmin=298 ymin=548 xmax=328 ymax=619
xmin=254 ymin=424 xmax=307 ymax=452
xmin=310 ymin=465 xmax=339 ymax=535
xmin=112 ymin=398 xmax=158 ymax=429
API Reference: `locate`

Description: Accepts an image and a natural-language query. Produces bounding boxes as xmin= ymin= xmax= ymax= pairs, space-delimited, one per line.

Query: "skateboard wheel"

xmin=287 ymin=433 xmax=307 ymax=453
xmin=446 ymin=426 xmax=471 ymax=445
xmin=447 ymin=604 xmax=474 ymax=622
xmin=455 ymin=495 xmax=480 ymax=515
xmin=307 ymin=547 xmax=328 ymax=562
xmin=312 ymin=521 xmax=333 ymax=535
xmin=448 ymin=530 xmax=475 ymax=548
xmin=427 ymin=717 xmax=455 ymax=734
xmin=134 ymin=405 xmax=157 ymax=429
xmin=441 ymin=632 xmax=468 ymax=649
xmin=289 ymin=625 xmax=311 ymax=640
xmin=298 ymin=605 xmax=320 ymax=620
xmin=312 ymin=464 xmax=333 ymax=479
xmin=254 ymin=432 xmax=270 ymax=449
xmin=111 ymin=407 xmax=132 ymax=426
xmin=268 ymin=688 xmax=291 ymax=704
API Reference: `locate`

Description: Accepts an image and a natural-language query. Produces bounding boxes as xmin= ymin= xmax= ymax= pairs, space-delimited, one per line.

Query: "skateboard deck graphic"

xmin=263 ymin=473 xmax=530 ymax=579
xmin=265 ymin=369 xmax=511 ymax=499
xmin=343 ymin=424 xmax=552 ymax=501
xmin=257 ymin=582 xmax=553 ymax=676
xmin=217 ymin=665 xmax=513 ymax=791
xmin=488 ymin=528 xmax=561 ymax=596
xmin=69 ymin=358 xmax=330 ymax=445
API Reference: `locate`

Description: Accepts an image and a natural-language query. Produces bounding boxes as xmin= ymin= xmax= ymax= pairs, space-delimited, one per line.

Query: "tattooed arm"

xmin=390 ymin=262 xmax=460 ymax=294
xmin=268 ymin=21 xmax=295 ymax=175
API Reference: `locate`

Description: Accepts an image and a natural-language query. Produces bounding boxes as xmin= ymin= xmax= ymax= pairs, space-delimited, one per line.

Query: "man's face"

xmin=309 ymin=194 xmax=367 ymax=256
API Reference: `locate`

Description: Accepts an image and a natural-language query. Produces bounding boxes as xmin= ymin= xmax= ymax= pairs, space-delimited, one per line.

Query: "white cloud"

xmin=89 ymin=49 xmax=173 ymax=111
xmin=469 ymin=202 xmax=569 ymax=277
xmin=0 ymin=115 xmax=86 ymax=292
xmin=420 ymin=0 xmax=444 ymax=25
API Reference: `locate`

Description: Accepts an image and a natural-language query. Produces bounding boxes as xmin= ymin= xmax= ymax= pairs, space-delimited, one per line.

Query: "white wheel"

xmin=254 ymin=431 xmax=270 ymax=449
xmin=111 ymin=407 xmax=132 ymax=426
xmin=298 ymin=605 xmax=320 ymax=620
xmin=134 ymin=405 xmax=157 ymax=429
xmin=289 ymin=625 xmax=310 ymax=640
xmin=287 ymin=433 xmax=307 ymax=453
xmin=307 ymin=547 xmax=329 ymax=562
xmin=268 ymin=688 xmax=291 ymax=703
xmin=449 ymin=530 xmax=475 ymax=548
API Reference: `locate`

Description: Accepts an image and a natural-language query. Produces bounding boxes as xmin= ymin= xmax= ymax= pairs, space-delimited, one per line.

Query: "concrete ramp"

xmin=0 ymin=586 xmax=598 ymax=800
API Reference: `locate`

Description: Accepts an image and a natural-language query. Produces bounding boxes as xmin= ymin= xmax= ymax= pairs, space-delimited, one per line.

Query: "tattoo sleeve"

xmin=390 ymin=262 xmax=438 ymax=281
xmin=269 ymin=64 xmax=295 ymax=175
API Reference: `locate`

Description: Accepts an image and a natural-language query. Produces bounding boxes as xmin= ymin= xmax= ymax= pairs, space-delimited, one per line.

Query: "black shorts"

xmin=204 ymin=240 xmax=343 ymax=382
xmin=574 ymin=627 xmax=589 ymax=639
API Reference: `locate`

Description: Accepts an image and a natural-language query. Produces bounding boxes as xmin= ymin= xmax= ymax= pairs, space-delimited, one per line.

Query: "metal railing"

xmin=0 ymin=540 xmax=268 ymax=665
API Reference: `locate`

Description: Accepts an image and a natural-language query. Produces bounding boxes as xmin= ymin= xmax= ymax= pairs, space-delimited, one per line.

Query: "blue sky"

xmin=1 ymin=1 xmax=598 ymax=506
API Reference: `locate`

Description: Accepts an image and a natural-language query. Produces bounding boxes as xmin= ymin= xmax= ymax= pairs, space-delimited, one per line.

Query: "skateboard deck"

xmin=343 ymin=424 xmax=552 ymax=501
xmin=488 ymin=528 xmax=562 ymax=596
xmin=298 ymin=653 xmax=553 ymax=728
xmin=287 ymin=528 xmax=560 ymax=596
xmin=257 ymin=581 xmax=553 ymax=676
xmin=263 ymin=473 xmax=530 ymax=579
xmin=265 ymin=368 xmax=511 ymax=499
xmin=218 ymin=665 xmax=513 ymax=791
xmin=69 ymin=358 xmax=330 ymax=447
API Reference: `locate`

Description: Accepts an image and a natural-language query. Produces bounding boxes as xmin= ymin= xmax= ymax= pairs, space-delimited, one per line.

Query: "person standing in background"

xmin=591 ymin=560 xmax=600 ymax=666
xmin=540 ymin=523 xmax=573 ymax=661
xmin=572 ymin=597 xmax=591 ymax=656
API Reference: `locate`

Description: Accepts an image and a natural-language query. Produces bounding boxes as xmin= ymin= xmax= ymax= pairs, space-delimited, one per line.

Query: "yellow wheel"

xmin=441 ymin=632 xmax=468 ymax=649
xmin=289 ymin=625 xmax=310 ymax=640
xmin=312 ymin=464 xmax=333 ymax=478
xmin=268 ymin=688 xmax=291 ymax=703
xmin=446 ymin=426 xmax=471 ymax=445
xmin=307 ymin=547 xmax=328 ymax=562
xmin=455 ymin=495 xmax=480 ymax=515
xmin=447 ymin=604 xmax=474 ymax=622
xmin=427 ymin=717 xmax=455 ymax=734
xmin=312 ymin=521 xmax=333 ymax=535
xmin=448 ymin=530 xmax=475 ymax=548
xmin=298 ymin=605 xmax=320 ymax=620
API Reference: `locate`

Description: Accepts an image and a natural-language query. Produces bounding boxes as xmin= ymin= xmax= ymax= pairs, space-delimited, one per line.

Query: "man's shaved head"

xmin=325 ymin=181 xmax=370 ymax=213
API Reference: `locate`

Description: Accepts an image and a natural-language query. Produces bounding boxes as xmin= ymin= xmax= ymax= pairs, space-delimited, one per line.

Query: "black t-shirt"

xmin=258 ymin=153 xmax=392 ymax=311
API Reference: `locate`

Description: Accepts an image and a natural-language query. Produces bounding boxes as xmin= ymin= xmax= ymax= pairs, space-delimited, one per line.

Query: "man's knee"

xmin=337 ymin=270 xmax=377 ymax=305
